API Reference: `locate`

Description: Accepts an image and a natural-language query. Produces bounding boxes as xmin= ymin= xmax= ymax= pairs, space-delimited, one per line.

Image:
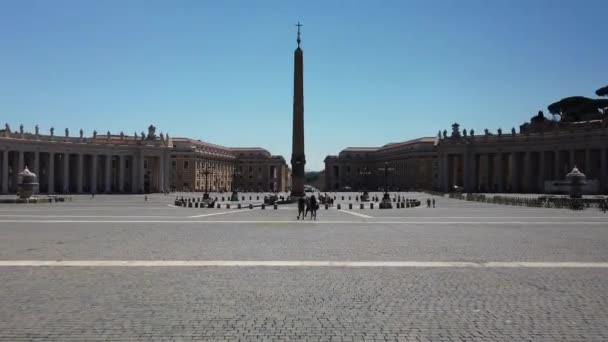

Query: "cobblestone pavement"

xmin=0 ymin=193 xmax=607 ymax=341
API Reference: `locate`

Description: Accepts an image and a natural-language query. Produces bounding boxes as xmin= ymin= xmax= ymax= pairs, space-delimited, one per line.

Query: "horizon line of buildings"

xmin=322 ymin=86 xmax=608 ymax=194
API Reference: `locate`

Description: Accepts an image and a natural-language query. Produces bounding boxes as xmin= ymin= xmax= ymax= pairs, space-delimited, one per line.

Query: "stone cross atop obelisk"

xmin=290 ymin=21 xmax=306 ymax=197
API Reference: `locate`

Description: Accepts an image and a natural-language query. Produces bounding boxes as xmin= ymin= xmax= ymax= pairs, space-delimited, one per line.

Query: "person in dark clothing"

xmin=297 ymin=196 xmax=306 ymax=220
xmin=310 ymin=195 xmax=318 ymax=220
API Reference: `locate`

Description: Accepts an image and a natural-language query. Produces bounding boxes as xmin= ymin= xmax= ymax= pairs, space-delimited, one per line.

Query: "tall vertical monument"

xmin=290 ymin=22 xmax=306 ymax=197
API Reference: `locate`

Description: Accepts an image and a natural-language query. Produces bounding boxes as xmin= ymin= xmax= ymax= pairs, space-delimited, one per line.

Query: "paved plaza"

xmin=0 ymin=192 xmax=607 ymax=341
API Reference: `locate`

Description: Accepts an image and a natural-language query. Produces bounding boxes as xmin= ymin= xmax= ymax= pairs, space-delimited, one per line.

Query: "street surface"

xmin=0 ymin=192 xmax=607 ymax=341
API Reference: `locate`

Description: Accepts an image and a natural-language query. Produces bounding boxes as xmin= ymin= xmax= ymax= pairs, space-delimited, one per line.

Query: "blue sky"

xmin=0 ymin=0 xmax=606 ymax=171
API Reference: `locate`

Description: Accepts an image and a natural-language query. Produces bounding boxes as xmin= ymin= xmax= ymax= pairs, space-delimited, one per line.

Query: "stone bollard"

xmin=325 ymin=203 xmax=329 ymax=210
xmin=249 ymin=204 xmax=253 ymax=209
xmin=238 ymin=203 xmax=241 ymax=209
xmin=337 ymin=204 xmax=341 ymax=210
xmin=349 ymin=203 xmax=353 ymax=210
xmin=360 ymin=203 xmax=364 ymax=209
xmin=370 ymin=203 xmax=374 ymax=209
xmin=273 ymin=204 xmax=277 ymax=210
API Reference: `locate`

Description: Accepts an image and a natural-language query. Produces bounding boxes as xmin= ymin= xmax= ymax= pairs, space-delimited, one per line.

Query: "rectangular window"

xmin=184 ymin=161 xmax=189 ymax=169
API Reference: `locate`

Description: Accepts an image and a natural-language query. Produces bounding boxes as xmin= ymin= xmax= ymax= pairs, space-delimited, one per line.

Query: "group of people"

xmin=297 ymin=195 xmax=319 ymax=220
xmin=426 ymin=198 xmax=436 ymax=208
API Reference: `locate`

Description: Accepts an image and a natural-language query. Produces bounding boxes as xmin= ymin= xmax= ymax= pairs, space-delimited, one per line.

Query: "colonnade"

xmin=441 ymin=148 xmax=608 ymax=193
xmin=0 ymin=148 xmax=166 ymax=194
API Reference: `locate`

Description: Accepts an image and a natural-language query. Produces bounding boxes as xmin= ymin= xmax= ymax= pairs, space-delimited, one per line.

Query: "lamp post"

xmin=378 ymin=161 xmax=396 ymax=208
xmin=231 ymin=168 xmax=242 ymax=201
xmin=232 ymin=169 xmax=242 ymax=192
xmin=202 ymin=163 xmax=214 ymax=194
xmin=359 ymin=166 xmax=372 ymax=191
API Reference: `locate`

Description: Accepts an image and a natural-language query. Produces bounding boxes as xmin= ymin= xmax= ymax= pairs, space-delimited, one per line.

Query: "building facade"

xmin=324 ymin=138 xmax=439 ymax=192
xmin=437 ymin=120 xmax=608 ymax=194
xmin=324 ymin=87 xmax=608 ymax=195
xmin=232 ymin=148 xmax=291 ymax=192
xmin=0 ymin=124 xmax=290 ymax=194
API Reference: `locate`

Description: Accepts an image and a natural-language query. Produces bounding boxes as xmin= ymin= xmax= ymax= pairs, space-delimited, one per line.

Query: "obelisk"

xmin=290 ymin=22 xmax=306 ymax=197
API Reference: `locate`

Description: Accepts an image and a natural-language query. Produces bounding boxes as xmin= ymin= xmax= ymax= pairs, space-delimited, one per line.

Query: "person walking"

xmin=310 ymin=195 xmax=318 ymax=220
xmin=427 ymin=198 xmax=431 ymax=208
xmin=297 ymin=196 xmax=306 ymax=220
xmin=304 ymin=196 xmax=311 ymax=218
xmin=432 ymin=198 xmax=436 ymax=208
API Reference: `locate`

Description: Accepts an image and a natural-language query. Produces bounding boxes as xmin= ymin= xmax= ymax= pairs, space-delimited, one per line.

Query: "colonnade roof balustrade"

xmin=1 ymin=130 xmax=170 ymax=148
xmin=438 ymin=119 xmax=608 ymax=151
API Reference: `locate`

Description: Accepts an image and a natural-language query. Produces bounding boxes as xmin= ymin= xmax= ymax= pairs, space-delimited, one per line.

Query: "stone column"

xmin=462 ymin=151 xmax=476 ymax=192
xmin=523 ymin=152 xmax=531 ymax=193
xmin=91 ymin=154 xmax=97 ymax=194
xmin=1 ymin=150 xmax=8 ymax=193
xmin=77 ymin=154 xmax=83 ymax=193
xmin=105 ymin=154 xmax=112 ymax=193
xmin=158 ymin=154 xmax=165 ymax=192
xmin=118 ymin=155 xmax=125 ymax=193
xmin=509 ymin=152 xmax=518 ymax=192
xmin=48 ymin=152 xmax=55 ymax=194
xmin=131 ymin=155 xmax=137 ymax=193
xmin=480 ymin=153 xmax=489 ymax=192
xmin=585 ymin=149 xmax=591 ymax=177
xmin=15 ymin=150 xmax=24 ymax=187
xmin=554 ymin=150 xmax=561 ymax=180
xmin=496 ymin=153 xmax=504 ymax=192
xmin=62 ymin=153 xmax=69 ymax=193
xmin=18 ymin=150 xmax=24 ymax=172
xmin=538 ymin=151 xmax=545 ymax=193
xmin=33 ymin=151 xmax=40 ymax=178
xmin=139 ymin=154 xmax=145 ymax=193
xmin=441 ymin=152 xmax=449 ymax=192
xmin=569 ymin=150 xmax=576 ymax=169
xmin=601 ymin=149 xmax=607 ymax=193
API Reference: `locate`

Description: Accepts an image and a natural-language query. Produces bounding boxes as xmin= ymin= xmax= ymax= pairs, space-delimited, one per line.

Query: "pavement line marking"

xmin=0 ymin=220 xmax=606 ymax=225
xmin=374 ymin=216 xmax=607 ymax=219
xmin=0 ymin=214 xmax=200 ymax=218
xmin=342 ymin=210 xmax=373 ymax=219
xmin=0 ymin=260 xmax=607 ymax=268
xmin=188 ymin=209 xmax=251 ymax=218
